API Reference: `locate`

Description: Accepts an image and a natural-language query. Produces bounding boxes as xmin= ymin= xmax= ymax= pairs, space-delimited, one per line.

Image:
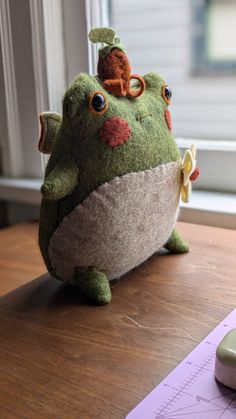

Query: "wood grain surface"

xmin=0 ymin=222 xmax=45 ymax=296
xmin=0 ymin=222 xmax=236 ymax=418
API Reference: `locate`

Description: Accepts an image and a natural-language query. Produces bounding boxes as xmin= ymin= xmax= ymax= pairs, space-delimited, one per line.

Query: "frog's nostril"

xmin=165 ymin=110 xmax=172 ymax=131
xmin=99 ymin=116 xmax=131 ymax=147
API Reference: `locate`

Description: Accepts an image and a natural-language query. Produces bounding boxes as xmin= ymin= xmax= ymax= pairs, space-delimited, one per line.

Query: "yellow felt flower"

xmin=181 ymin=144 xmax=196 ymax=203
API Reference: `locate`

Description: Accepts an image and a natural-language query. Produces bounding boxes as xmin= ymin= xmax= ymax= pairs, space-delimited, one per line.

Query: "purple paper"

xmin=127 ymin=309 xmax=236 ymax=419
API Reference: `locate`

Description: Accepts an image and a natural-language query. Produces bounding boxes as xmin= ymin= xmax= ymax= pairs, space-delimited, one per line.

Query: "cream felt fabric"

xmin=49 ymin=161 xmax=181 ymax=282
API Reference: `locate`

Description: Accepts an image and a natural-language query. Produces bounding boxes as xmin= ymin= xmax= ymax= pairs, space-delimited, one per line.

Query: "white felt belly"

xmin=49 ymin=161 xmax=181 ymax=281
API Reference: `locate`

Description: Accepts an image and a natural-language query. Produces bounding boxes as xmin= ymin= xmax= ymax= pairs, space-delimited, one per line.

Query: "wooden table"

xmin=0 ymin=222 xmax=236 ymax=418
xmin=0 ymin=222 xmax=45 ymax=296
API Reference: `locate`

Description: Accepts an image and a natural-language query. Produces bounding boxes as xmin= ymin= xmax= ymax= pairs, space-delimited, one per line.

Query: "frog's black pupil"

xmin=165 ymin=86 xmax=172 ymax=100
xmin=92 ymin=94 xmax=106 ymax=111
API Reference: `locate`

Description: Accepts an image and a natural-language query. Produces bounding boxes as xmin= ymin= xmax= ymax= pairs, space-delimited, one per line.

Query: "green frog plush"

xmin=38 ymin=28 xmax=199 ymax=304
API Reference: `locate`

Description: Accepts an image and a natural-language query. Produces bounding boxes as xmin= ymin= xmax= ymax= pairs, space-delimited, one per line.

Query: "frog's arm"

xmin=38 ymin=112 xmax=62 ymax=154
xmin=164 ymin=228 xmax=189 ymax=253
xmin=41 ymin=158 xmax=79 ymax=200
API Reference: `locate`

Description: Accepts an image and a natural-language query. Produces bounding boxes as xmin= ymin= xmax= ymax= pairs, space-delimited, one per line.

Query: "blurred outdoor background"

xmin=111 ymin=0 xmax=236 ymax=141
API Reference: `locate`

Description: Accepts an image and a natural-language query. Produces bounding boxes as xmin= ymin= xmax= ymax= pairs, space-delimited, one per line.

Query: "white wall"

xmin=111 ymin=0 xmax=236 ymax=141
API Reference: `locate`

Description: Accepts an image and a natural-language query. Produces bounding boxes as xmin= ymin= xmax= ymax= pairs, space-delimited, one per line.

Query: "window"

xmin=0 ymin=0 xmax=108 ymax=180
xmin=192 ymin=0 xmax=236 ymax=74
xmin=110 ymin=0 xmax=236 ymax=194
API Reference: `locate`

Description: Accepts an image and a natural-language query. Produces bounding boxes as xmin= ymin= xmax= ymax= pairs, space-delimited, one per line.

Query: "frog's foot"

xmin=164 ymin=228 xmax=189 ymax=253
xmin=74 ymin=267 xmax=111 ymax=305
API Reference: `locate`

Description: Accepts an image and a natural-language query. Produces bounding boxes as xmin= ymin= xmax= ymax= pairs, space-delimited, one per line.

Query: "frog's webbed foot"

xmin=74 ymin=267 xmax=112 ymax=305
xmin=164 ymin=228 xmax=189 ymax=253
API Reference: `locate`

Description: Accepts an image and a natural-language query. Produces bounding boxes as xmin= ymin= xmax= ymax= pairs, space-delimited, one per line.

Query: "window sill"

xmin=0 ymin=177 xmax=42 ymax=205
xmin=180 ymin=190 xmax=236 ymax=230
xmin=176 ymin=138 xmax=236 ymax=152
xmin=0 ymin=178 xmax=235 ymax=229
xmin=176 ymin=138 xmax=236 ymax=194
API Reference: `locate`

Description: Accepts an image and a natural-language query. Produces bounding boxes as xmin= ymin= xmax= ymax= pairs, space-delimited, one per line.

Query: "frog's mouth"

xmin=99 ymin=116 xmax=132 ymax=147
xmin=135 ymin=112 xmax=153 ymax=121
xmin=136 ymin=110 xmax=172 ymax=132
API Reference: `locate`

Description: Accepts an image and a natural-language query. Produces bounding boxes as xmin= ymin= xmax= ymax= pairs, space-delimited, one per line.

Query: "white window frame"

xmin=0 ymin=0 xmax=24 ymax=177
xmin=0 ymin=0 xmax=235 ymax=228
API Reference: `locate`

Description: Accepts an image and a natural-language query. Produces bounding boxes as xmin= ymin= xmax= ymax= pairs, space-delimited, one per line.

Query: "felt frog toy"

xmin=38 ymin=27 xmax=199 ymax=305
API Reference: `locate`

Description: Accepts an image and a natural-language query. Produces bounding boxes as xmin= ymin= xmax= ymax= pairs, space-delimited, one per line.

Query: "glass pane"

xmin=207 ymin=0 xmax=236 ymax=61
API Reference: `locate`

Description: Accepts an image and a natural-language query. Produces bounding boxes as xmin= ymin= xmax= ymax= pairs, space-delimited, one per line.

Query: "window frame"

xmin=0 ymin=0 xmax=24 ymax=177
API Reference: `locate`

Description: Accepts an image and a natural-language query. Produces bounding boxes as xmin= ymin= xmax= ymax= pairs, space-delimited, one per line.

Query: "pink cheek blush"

xmin=99 ymin=116 xmax=131 ymax=147
xmin=165 ymin=110 xmax=172 ymax=131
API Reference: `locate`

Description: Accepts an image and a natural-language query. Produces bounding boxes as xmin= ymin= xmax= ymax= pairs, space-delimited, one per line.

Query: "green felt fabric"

xmin=88 ymin=27 xmax=125 ymax=58
xmin=88 ymin=27 xmax=117 ymax=45
xmin=74 ymin=267 xmax=111 ymax=305
xmin=165 ymin=228 xmax=189 ymax=253
xmin=39 ymin=71 xmax=181 ymax=275
xmin=41 ymin=157 xmax=79 ymax=200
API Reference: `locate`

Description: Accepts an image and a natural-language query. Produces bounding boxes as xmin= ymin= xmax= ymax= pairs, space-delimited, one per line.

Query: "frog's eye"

xmin=162 ymin=85 xmax=172 ymax=105
xmin=88 ymin=91 xmax=108 ymax=115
